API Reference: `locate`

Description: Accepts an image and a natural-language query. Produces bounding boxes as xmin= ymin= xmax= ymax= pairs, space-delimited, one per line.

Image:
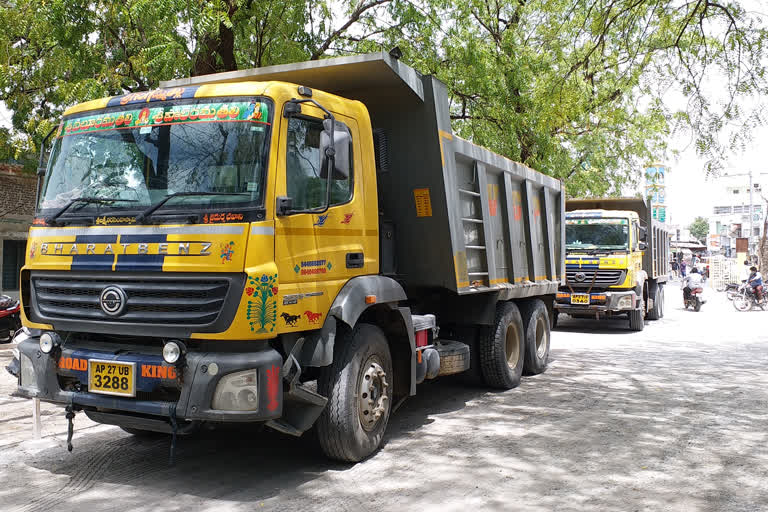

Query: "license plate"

xmin=570 ymin=294 xmax=590 ymax=305
xmin=88 ymin=359 xmax=136 ymax=397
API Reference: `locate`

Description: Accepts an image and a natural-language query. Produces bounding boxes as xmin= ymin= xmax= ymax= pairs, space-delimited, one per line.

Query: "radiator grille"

xmin=33 ymin=275 xmax=229 ymax=325
xmin=565 ymin=269 xmax=625 ymax=288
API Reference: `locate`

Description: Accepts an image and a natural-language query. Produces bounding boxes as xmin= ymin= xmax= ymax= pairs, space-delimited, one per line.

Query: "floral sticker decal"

xmin=246 ymin=273 xmax=278 ymax=333
xmin=220 ymin=241 xmax=234 ymax=262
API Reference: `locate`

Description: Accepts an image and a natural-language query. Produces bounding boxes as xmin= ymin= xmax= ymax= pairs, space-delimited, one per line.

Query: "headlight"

xmin=162 ymin=341 xmax=184 ymax=364
xmin=39 ymin=332 xmax=60 ymax=354
xmin=617 ymin=296 xmax=634 ymax=310
xmin=20 ymin=353 xmax=37 ymax=390
xmin=212 ymin=369 xmax=260 ymax=411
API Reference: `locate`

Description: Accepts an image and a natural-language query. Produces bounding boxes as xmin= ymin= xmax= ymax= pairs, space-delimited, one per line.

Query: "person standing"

xmin=680 ymin=260 xmax=687 ymax=278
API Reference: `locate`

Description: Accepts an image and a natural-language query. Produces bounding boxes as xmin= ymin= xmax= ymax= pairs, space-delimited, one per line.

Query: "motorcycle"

xmin=724 ymin=282 xmax=743 ymax=300
xmin=0 ymin=295 xmax=21 ymax=343
xmin=683 ymin=286 xmax=705 ymax=311
xmin=733 ymin=285 xmax=766 ymax=312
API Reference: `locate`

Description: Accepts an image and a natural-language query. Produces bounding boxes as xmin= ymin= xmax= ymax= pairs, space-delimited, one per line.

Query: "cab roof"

xmin=566 ymin=209 xmax=639 ymax=219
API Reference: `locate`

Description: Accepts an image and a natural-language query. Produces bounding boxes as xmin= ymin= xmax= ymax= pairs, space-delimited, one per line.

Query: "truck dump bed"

xmin=566 ymin=198 xmax=670 ymax=281
xmin=162 ymin=53 xmax=564 ymax=297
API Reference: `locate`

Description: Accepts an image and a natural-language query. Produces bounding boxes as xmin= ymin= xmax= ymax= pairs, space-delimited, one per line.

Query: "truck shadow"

xmin=14 ymin=377 xmax=480 ymax=508
xmin=12 ymin=342 xmax=768 ymax=512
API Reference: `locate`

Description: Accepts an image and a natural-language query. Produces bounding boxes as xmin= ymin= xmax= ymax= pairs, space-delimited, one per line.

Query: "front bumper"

xmin=555 ymin=289 xmax=639 ymax=314
xmin=14 ymin=334 xmax=283 ymax=427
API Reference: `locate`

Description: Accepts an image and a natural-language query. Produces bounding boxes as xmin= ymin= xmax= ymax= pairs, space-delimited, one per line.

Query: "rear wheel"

xmin=519 ymin=299 xmax=550 ymax=375
xmin=693 ymin=297 xmax=701 ymax=312
xmin=317 ymin=323 xmax=392 ymax=462
xmin=658 ymin=287 xmax=665 ymax=318
xmin=647 ymin=286 xmax=662 ymax=320
xmin=479 ymin=301 xmax=525 ymax=389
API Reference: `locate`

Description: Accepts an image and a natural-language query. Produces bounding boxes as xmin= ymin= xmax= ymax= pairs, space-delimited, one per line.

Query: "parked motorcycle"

xmin=0 ymin=295 xmax=21 ymax=343
xmin=733 ymin=285 xmax=766 ymax=312
xmin=724 ymin=282 xmax=743 ymax=300
xmin=684 ymin=287 xmax=705 ymax=311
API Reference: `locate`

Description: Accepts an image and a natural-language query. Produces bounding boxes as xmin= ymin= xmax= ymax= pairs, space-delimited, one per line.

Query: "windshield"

xmin=39 ymin=97 xmax=272 ymax=217
xmin=566 ymin=218 xmax=629 ymax=250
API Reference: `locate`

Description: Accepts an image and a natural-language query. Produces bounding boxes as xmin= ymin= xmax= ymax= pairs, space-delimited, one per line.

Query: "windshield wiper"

xmin=136 ymin=192 xmax=250 ymax=224
xmin=45 ymin=197 xmax=138 ymax=226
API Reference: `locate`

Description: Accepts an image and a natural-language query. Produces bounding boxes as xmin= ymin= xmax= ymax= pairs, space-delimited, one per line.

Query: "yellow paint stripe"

xmin=281 ymin=228 xmax=378 ymax=236
xmin=489 ymin=278 xmax=509 ymax=284
xmin=195 ymin=83 xmax=267 ymax=98
xmin=438 ymin=130 xmax=453 ymax=167
xmin=63 ymin=97 xmax=112 ymax=116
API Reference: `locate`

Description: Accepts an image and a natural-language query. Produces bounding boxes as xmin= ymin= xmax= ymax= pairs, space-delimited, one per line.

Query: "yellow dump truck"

xmin=554 ymin=198 xmax=670 ymax=331
xmin=14 ymin=53 xmax=564 ymax=461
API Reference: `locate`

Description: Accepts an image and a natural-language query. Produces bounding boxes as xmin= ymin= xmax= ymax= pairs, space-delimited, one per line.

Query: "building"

xmin=708 ymin=175 xmax=764 ymax=255
xmin=0 ymin=163 xmax=36 ymax=298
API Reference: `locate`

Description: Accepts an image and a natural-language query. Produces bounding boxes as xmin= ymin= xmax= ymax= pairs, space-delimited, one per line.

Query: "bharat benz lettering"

xmin=38 ymin=242 xmax=212 ymax=256
xmin=15 ymin=53 xmax=565 ymax=463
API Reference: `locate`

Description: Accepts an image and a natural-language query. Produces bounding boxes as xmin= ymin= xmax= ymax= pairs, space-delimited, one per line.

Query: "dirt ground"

xmin=1 ymin=282 xmax=768 ymax=511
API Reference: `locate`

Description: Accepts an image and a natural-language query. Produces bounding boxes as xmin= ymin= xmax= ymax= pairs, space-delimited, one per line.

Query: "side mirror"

xmin=276 ymin=196 xmax=293 ymax=216
xmin=319 ymin=119 xmax=351 ymax=180
xmin=638 ymin=241 xmax=647 ymax=251
xmin=639 ymin=226 xmax=648 ymax=242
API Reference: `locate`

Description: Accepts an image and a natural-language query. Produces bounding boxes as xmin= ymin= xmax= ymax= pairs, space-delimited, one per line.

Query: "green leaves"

xmin=0 ymin=0 xmax=766 ymax=193
xmin=689 ymin=216 xmax=710 ymax=242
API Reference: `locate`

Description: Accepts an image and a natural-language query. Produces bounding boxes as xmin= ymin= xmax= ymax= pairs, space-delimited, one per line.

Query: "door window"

xmin=286 ymin=117 xmax=353 ymax=210
xmin=2 ymin=239 xmax=25 ymax=291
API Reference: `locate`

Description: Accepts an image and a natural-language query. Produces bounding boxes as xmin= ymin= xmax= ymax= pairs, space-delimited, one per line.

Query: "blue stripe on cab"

xmin=74 ymin=235 xmax=118 ymax=243
xmin=71 ymin=255 xmax=115 ymax=271
xmin=115 ymin=254 xmax=165 ymax=272
xmin=119 ymin=234 xmax=168 ymax=243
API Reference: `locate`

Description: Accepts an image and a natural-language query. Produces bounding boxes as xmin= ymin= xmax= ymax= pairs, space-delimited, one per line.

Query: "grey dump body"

xmin=566 ymin=198 xmax=670 ymax=282
xmin=162 ymin=53 xmax=564 ymax=298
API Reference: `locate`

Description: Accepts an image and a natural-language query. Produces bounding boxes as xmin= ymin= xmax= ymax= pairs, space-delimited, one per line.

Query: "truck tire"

xmin=316 ymin=323 xmax=392 ymax=462
xmin=659 ymin=287 xmax=665 ymax=318
xmin=647 ymin=286 xmax=663 ymax=320
xmin=519 ymin=299 xmax=550 ymax=375
xmin=479 ymin=301 xmax=525 ymax=389
xmin=629 ymin=299 xmax=645 ymax=331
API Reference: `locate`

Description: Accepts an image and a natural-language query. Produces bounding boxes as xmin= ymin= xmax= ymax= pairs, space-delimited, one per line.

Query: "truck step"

xmin=266 ymin=382 xmax=328 ymax=437
xmin=435 ymin=340 xmax=470 ymax=376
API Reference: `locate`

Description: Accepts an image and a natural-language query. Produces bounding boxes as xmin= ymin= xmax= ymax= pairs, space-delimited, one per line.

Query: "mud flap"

xmin=266 ymin=338 xmax=328 ymax=436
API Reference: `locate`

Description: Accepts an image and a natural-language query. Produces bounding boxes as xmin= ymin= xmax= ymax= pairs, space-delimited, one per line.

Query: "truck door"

xmin=274 ymin=106 xmax=369 ymax=332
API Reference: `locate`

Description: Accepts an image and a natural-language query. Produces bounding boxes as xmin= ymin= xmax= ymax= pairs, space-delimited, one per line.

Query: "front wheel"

xmin=733 ymin=295 xmax=753 ymax=312
xmin=629 ymin=299 xmax=645 ymax=331
xmin=317 ymin=323 xmax=392 ymax=462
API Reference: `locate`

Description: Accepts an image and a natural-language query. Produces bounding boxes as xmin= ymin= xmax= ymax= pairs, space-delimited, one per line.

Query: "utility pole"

xmin=750 ymin=169 xmax=754 ymax=255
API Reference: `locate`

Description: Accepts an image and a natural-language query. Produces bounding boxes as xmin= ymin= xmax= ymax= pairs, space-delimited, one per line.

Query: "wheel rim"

xmin=535 ymin=316 xmax=548 ymax=358
xmin=505 ymin=322 xmax=521 ymax=367
xmin=357 ymin=358 xmax=389 ymax=432
xmin=734 ymin=296 xmax=751 ymax=311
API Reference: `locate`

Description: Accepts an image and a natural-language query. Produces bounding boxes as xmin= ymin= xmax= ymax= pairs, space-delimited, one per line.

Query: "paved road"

xmin=2 ymin=284 xmax=767 ymax=511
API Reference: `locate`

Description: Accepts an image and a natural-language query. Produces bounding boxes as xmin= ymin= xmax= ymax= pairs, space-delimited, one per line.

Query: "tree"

xmin=0 ymin=1 xmax=766 ymax=196
xmin=689 ymin=216 xmax=709 ymax=242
